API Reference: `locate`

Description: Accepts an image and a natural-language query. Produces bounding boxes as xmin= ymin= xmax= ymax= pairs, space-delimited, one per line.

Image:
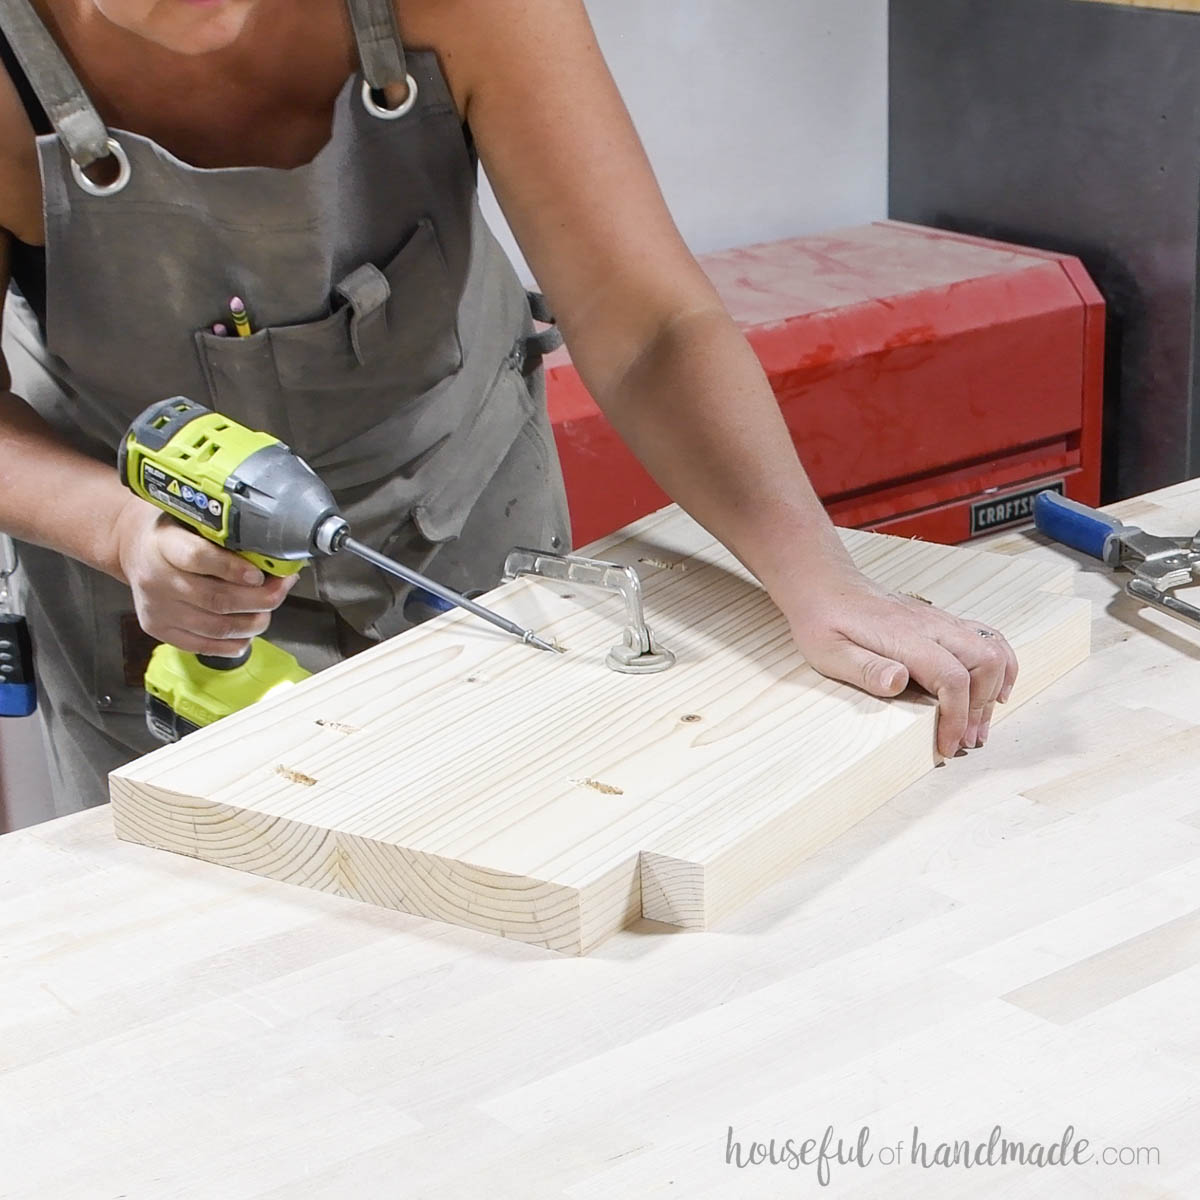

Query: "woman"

xmin=0 ymin=0 xmax=1016 ymax=814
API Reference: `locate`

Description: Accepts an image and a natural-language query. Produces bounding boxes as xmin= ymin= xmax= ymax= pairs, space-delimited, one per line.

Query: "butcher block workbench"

xmin=4 ymin=481 xmax=1200 ymax=1198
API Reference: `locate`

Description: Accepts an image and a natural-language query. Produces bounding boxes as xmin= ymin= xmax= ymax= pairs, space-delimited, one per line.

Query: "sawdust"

xmin=276 ymin=765 xmax=317 ymax=787
xmin=639 ymin=556 xmax=687 ymax=572
xmin=573 ymin=778 xmax=624 ymax=796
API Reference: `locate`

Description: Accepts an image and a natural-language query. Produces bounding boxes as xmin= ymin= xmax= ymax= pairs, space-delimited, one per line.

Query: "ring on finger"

xmin=976 ymin=629 xmax=999 ymax=639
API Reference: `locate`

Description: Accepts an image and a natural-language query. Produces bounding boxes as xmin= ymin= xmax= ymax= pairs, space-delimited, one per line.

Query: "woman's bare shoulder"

xmin=388 ymin=0 xmax=523 ymax=118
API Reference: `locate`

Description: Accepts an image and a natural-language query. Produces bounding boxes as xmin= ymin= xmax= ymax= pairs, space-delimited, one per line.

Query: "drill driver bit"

xmin=340 ymin=536 xmax=563 ymax=654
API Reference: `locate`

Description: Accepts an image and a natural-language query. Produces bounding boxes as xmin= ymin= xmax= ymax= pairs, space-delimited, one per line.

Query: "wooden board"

xmin=109 ymin=507 xmax=1091 ymax=954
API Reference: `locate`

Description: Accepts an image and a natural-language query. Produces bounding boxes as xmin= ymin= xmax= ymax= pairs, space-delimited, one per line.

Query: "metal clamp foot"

xmin=502 ymin=548 xmax=676 ymax=674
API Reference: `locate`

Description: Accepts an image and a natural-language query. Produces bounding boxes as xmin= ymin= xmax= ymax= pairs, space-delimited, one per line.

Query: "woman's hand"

xmin=781 ymin=561 xmax=1019 ymax=758
xmin=113 ymin=499 xmax=296 ymax=658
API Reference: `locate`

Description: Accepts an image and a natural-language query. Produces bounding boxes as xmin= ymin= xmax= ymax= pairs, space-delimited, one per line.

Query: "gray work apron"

xmin=0 ymin=0 xmax=570 ymax=816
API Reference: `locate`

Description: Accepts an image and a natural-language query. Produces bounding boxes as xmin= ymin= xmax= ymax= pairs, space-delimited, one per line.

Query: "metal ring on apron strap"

xmin=69 ymin=137 xmax=132 ymax=197
xmin=361 ymin=74 xmax=419 ymax=120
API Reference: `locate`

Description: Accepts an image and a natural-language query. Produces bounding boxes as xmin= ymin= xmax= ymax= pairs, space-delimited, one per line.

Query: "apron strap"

xmin=0 ymin=0 xmax=109 ymax=166
xmin=343 ymin=0 xmax=409 ymax=90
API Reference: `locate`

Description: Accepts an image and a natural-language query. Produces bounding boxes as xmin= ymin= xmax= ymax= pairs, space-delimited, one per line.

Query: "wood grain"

xmin=109 ymin=507 xmax=1091 ymax=954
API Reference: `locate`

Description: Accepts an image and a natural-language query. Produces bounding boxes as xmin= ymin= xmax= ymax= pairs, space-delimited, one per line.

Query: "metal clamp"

xmin=1102 ymin=526 xmax=1200 ymax=629
xmin=502 ymin=548 xmax=676 ymax=674
xmin=1034 ymin=490 xmax=1200 ymax=632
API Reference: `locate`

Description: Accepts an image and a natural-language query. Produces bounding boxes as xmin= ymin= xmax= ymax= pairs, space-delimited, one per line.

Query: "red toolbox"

xmin=545 ymin=220 xmax=1103 ymax=546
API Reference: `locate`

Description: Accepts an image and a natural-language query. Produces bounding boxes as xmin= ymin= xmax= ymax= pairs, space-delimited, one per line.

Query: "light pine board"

xmin=109 ymin=507 xmax=1091 ymax=954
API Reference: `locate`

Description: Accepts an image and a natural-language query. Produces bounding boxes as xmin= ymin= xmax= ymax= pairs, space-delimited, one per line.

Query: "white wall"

xmin=482 ymin=0 xmax=889 ymax=279
xmin=0 ymin=0 xmax=888 ymax=832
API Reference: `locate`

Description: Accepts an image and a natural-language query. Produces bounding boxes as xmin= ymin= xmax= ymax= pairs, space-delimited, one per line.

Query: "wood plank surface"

xmin=5 ymin=480 xmax=1200 ymax=1197
xmin=109 ymin=507 xmax=1090 ymax=953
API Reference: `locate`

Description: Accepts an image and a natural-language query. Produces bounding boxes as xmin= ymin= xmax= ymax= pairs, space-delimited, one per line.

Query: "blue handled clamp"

xmin=1034 ymin=490 xmax=1200 ymax=630
xmin=0 ymin=537 xmax=36 ymax=717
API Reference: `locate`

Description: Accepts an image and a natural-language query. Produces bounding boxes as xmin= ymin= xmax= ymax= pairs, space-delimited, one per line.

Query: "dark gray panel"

xmin=889 ymin=0 xmax=1200 ymax=501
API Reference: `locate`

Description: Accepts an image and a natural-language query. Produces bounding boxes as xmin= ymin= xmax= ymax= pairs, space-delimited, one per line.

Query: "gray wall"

xmin=483 ymin=0 xmax=889 ymax=278
xmin=889 ymin=0 xmax=1200 ymax=500
xmin=0 ymin=0 xmax=888 ymax=831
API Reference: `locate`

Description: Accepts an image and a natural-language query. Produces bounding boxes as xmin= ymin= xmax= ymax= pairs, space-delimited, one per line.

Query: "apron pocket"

xmin=194 ymin=217 xmax=464 ymax=458
xmin=410 ymin=362 xmax=537 ymax=544
xmin=271 ymin=217 xmax=463 ymax=392
xmin=193 ymin=323 xmax=290 ymax=440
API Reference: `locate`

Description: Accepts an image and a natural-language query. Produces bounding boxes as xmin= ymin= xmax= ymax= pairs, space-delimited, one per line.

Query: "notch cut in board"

xmin=110 ymin=507 xmax=1090 ymax=955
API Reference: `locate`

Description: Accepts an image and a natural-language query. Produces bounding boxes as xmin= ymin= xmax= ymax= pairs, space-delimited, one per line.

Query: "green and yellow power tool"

xmin=120 ymin=396 xmax=560 ymax=743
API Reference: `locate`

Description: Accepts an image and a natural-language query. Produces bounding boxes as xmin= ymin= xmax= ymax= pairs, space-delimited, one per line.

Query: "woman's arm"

xmin=417 ymin=0 xmax=1017 ymax=756
xmin=0 ymin=232 xmax=124 ymax=572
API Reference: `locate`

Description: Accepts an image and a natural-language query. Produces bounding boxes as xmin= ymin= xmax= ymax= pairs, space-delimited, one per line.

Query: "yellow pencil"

xmin=229 ymin=296 xmax=252 ymax=338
